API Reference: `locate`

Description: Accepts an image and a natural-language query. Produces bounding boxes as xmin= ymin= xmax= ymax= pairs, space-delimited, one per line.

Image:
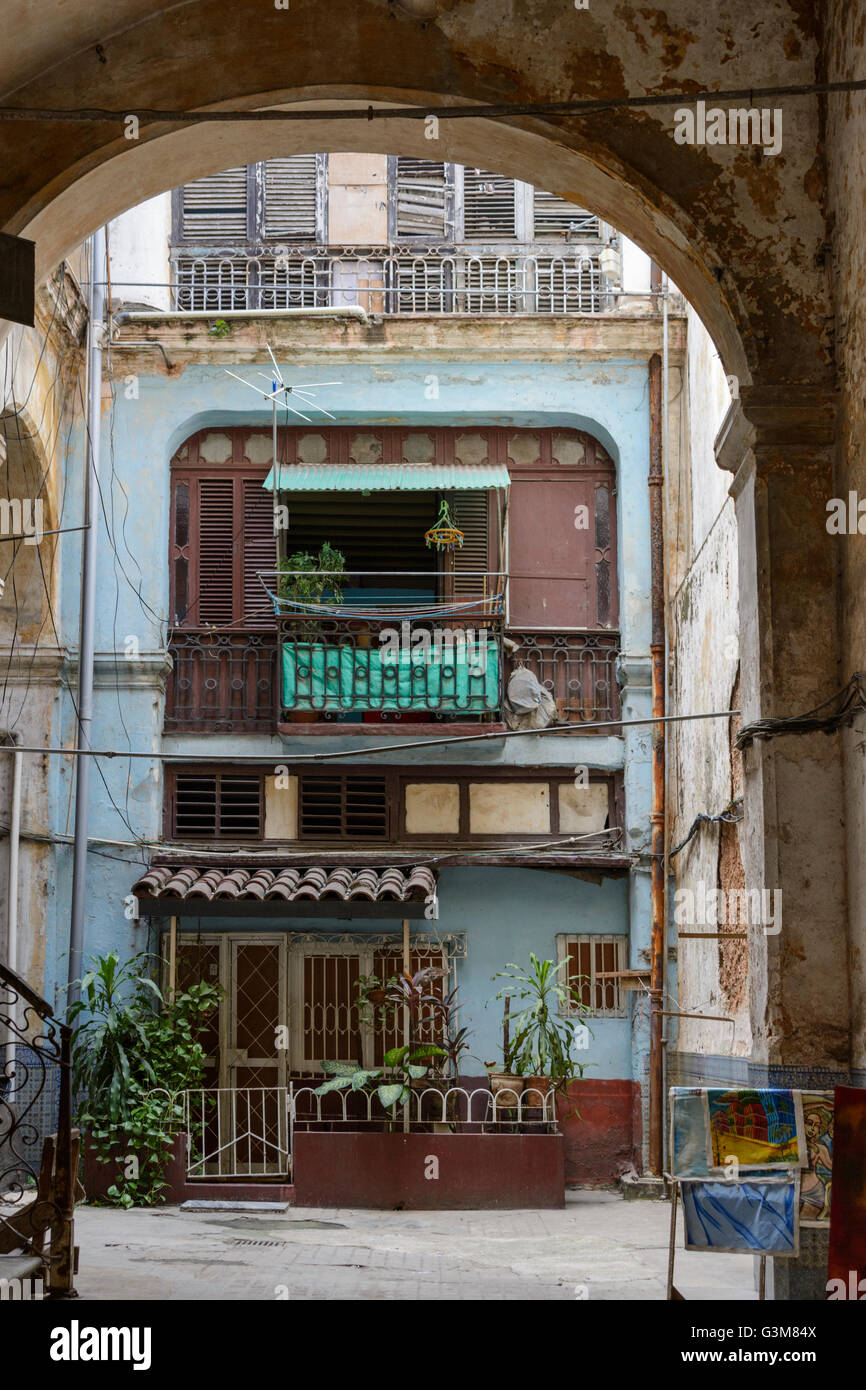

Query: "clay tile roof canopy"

xmin=132 ymin=864 xmax=439 ymax=920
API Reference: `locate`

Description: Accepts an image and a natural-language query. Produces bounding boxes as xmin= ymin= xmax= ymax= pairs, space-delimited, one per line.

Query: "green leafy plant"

xmin=208 ymin=318 xmax=233 ymax=338
xmin=313 ymin=1044 xmax=447 ymax=1113
xmin=355 ymin=966 xmax=470 ymax=1081
xmin=489 ymin=952 xmax=594 ymax=1097
xmin=69 ymin=951 xmax=222 ymax=1207
xmin=278 ymin=541 xmax=346 ymax=607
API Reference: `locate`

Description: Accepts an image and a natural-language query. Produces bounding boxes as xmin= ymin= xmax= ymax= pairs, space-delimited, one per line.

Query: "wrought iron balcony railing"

xmin=165 ymin=629 xmax=279 ymax=733
xmin=163 ymin=583 xmax=622 ymax=732
xmin=170 ymin=243 xmax=614 ymax=316
xmin=0 ymin=962 xmax=76 ymax=1295
xmin=270 ymin=570 xmax=506 ymax=722
xmin=506 ymin=630 xmax=621 ymax=726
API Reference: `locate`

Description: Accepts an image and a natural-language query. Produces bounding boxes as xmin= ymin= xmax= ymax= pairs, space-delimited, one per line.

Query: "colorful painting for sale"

xmin=799 ymin=1091 xmax=834 ymax=1226
xmin=681 ymin=1177 xmax=799 ymax=1256
xmin=707 ymin=1088 xmax=805 ymax=1170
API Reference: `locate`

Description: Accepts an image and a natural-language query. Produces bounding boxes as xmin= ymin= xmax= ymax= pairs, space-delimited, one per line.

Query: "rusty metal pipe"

xmin=648 ymin=351 xmax=666 ymax=1175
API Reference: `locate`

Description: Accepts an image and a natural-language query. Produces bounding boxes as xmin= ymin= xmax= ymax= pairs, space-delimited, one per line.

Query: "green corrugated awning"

xmin=263 ymin=462 xmax=510 ymax=492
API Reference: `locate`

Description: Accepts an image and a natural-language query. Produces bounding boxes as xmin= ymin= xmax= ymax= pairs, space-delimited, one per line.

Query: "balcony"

xmin=163 ymin=592 xmax=622 ymax=733
xmin=271 ymin=571 xmax=505 ymax=724
xmin=170 ymin=243 xmax=615 ymax=317
xmin=506 ymin=630 xmax=621 ymax=726
xmin=165 ymin=629 xmax=278 ymax=733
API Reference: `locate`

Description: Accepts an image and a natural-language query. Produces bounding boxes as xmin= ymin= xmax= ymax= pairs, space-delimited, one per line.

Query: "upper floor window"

xmin=389 ymin=159 xmax=601 ymax=244
xmin=175 ymin=155 xmax=328 ymax=245
xmin=174 ymin=155 xmax=601 ymax=248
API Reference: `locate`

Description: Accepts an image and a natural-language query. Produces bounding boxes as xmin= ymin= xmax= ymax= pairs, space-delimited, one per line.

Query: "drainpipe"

xmin=4 ymin=732 xmax=22 ymax=975
xmin=648 ymin=351 xmax=666 ymax=1175
xmin=67 ymin=225 xmax=105 ymax=1013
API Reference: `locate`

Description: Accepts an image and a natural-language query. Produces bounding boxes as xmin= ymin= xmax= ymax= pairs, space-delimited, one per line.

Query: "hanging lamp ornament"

xmin=425 ymin=499 xmax=464 ymax=552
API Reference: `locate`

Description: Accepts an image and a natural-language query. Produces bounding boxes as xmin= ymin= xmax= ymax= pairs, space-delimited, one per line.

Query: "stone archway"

xmin=0 ymin=0 xmax=836 ymax=394
xmin=2 ymin=0 xmax=862 ymax=1204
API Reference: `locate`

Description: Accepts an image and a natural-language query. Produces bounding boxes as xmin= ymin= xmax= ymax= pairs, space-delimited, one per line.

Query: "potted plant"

xmin=312 ymin=1045 xmax=448 ymax=1131
xmin=485 ymin=995 xmax=526 ymax=1109
xmin=278 ymin=541 xmax=346 ymax=721
xmin=278 ymin=540 xmax=346 ymax=616
xmin=489 ymin=953 xmax=593 ymax=1113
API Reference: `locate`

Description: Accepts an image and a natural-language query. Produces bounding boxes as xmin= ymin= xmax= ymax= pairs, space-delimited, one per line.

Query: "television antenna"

xmin=225 ymin=345 xmax=341 ymax=536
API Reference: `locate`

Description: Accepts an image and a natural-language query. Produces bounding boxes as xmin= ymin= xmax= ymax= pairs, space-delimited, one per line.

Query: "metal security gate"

xmin=164 ymin=928 xmax=459 ymax=1180
xmin=185 ymin=1087 xmax=291 ymax=1179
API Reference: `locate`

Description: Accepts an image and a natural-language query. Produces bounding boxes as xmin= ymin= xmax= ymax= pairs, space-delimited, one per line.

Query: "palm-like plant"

xmin=68 ymin=951 xmax=163 ymax=1124
xmin=489 ymin=952 xmax=593 ymax=1090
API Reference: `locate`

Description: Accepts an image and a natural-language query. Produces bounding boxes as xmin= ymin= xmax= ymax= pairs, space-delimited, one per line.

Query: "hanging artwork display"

xmin=799 ymin=1090 xmax=834 ymax=1227
xmin=707 ymin=1088 xmax=805 ymax=1170
xmin=681 ymin=1176 xmax=800 ymax=1256
xmin=669 ymin=1086 xmax=806 ymax=1178
xmin=670 ymin=1088 xmax=712 ymax=1177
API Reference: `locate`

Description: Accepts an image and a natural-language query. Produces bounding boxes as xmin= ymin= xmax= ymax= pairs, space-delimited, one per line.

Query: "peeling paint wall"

xmin=0 ymin=274 xmax=86 ymax=1002
xmin=668 ymin=305 xmax=747 ymax=1061
xmin=826 ymin=0 xmax=866 ymax=1080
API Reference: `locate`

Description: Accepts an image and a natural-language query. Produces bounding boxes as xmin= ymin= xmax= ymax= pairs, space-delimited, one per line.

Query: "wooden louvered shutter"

xmin=197 ymin=478 xmax=236 ymax=627
xmin=532 ymin=189 xmax=600 ymax=240
xmin=263 ymin=155 xmax=319 ymax=239
xmin=462 ymin=169 xmax=517 ymax=240
xmin=242 ymin=478 xmax=275 ymax=625
xmin=181 ymin=167 xmax=248 ymax=241
xmin=395 ymin=158 xmax=453 ymax=240
xmin=451 ymin=491 xmax=491 ymax=598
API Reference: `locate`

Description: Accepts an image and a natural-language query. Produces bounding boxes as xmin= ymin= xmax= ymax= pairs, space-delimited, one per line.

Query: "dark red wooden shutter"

xmin=242 ymin=478 xmax=276 ymax=625
xmin=508 ymin=458 xmax=617 ymax=629
xmin=197 ymin=478 xmax=235 ymax=627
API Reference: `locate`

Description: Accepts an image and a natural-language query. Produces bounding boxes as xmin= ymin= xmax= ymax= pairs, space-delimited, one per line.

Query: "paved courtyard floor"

xmin=71 ymin=1192 xmax=758 ymax=1301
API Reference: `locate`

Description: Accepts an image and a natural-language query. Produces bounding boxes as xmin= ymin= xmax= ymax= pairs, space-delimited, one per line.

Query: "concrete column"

xmin=717 ymin=391 xmax=846 ymax=1298
xmin=716 ymin=389 xmax=849 ymax=1078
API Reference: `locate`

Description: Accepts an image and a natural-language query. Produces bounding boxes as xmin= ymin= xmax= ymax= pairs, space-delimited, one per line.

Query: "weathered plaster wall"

xmin=669 ymin=306 xmax=746 ymax=1059
xmin=0 ymin=274 xmax=85 ymax=1000
xmin=826 ymin=0 xmax=866 ymax=1080
xmin=0 ymin=1 xmax=834 ymax=392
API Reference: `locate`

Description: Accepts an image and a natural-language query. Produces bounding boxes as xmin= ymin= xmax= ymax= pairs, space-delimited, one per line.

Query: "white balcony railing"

xmin=171 ymin=244 xmax=615 ymax=316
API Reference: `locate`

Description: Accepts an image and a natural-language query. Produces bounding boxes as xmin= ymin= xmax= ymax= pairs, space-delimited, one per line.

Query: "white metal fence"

xmin=171 ymin=246 xmax=611 ymax=316
xmin=179 ymin=1084 xmax=559 ymax=1181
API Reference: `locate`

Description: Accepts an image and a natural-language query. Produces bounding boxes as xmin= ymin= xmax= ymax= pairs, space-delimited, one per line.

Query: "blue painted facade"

xmin=48 ymin=349 xmax=656 ymax=1127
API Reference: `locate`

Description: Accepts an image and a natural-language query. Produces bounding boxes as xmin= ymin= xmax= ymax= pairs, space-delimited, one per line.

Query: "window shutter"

xmin=298 ymin=775 xmax=389 ymax=839
xmin=263 ymin=155 xmax=319 ymax=239
xmin=242 ymin=479 xmax=275 ymax=625
xmin=173 ymin=772 xmax=262 ymax=838
xmin=462 ymin=169 xmax=517 ymax=240
xmin=181 ymin=167 xmax=248 ymax=241
xmin=395 ymin=158 xmax=452 ymax=240
xmin=532 ymin=189 xmax=600 ymax=240
xmin=450 ymin=491 xmax=490 ymax=597
xmin=197 ymin=478 xmax=236 ymax=627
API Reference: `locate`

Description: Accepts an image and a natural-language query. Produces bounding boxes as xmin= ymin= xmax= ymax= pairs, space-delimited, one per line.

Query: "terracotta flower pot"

xmin=489 ymin=1072 xmax=524 ymax=1109
xmin=522 ymin=1076 xmax=552 ymax=1111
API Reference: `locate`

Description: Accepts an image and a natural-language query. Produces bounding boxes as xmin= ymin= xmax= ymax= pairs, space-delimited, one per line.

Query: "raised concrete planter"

xmin=292 ymin=1131 xmax=565 ymax=1209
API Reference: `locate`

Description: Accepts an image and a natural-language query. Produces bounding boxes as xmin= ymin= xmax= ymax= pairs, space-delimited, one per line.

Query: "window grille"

xmin=557 ymin=933 xmax=627 ymax=1018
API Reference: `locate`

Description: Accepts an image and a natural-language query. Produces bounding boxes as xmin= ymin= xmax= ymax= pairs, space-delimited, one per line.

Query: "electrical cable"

xmin=735 ymin=672 xmax=866 ymax=749
xmin=0 ymin=705 xmax=744 ymax=762
xmin=1 ymin=78 xmax=864 ymax=126
xmin=667 ymin=797 xmax=743 ymax=860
